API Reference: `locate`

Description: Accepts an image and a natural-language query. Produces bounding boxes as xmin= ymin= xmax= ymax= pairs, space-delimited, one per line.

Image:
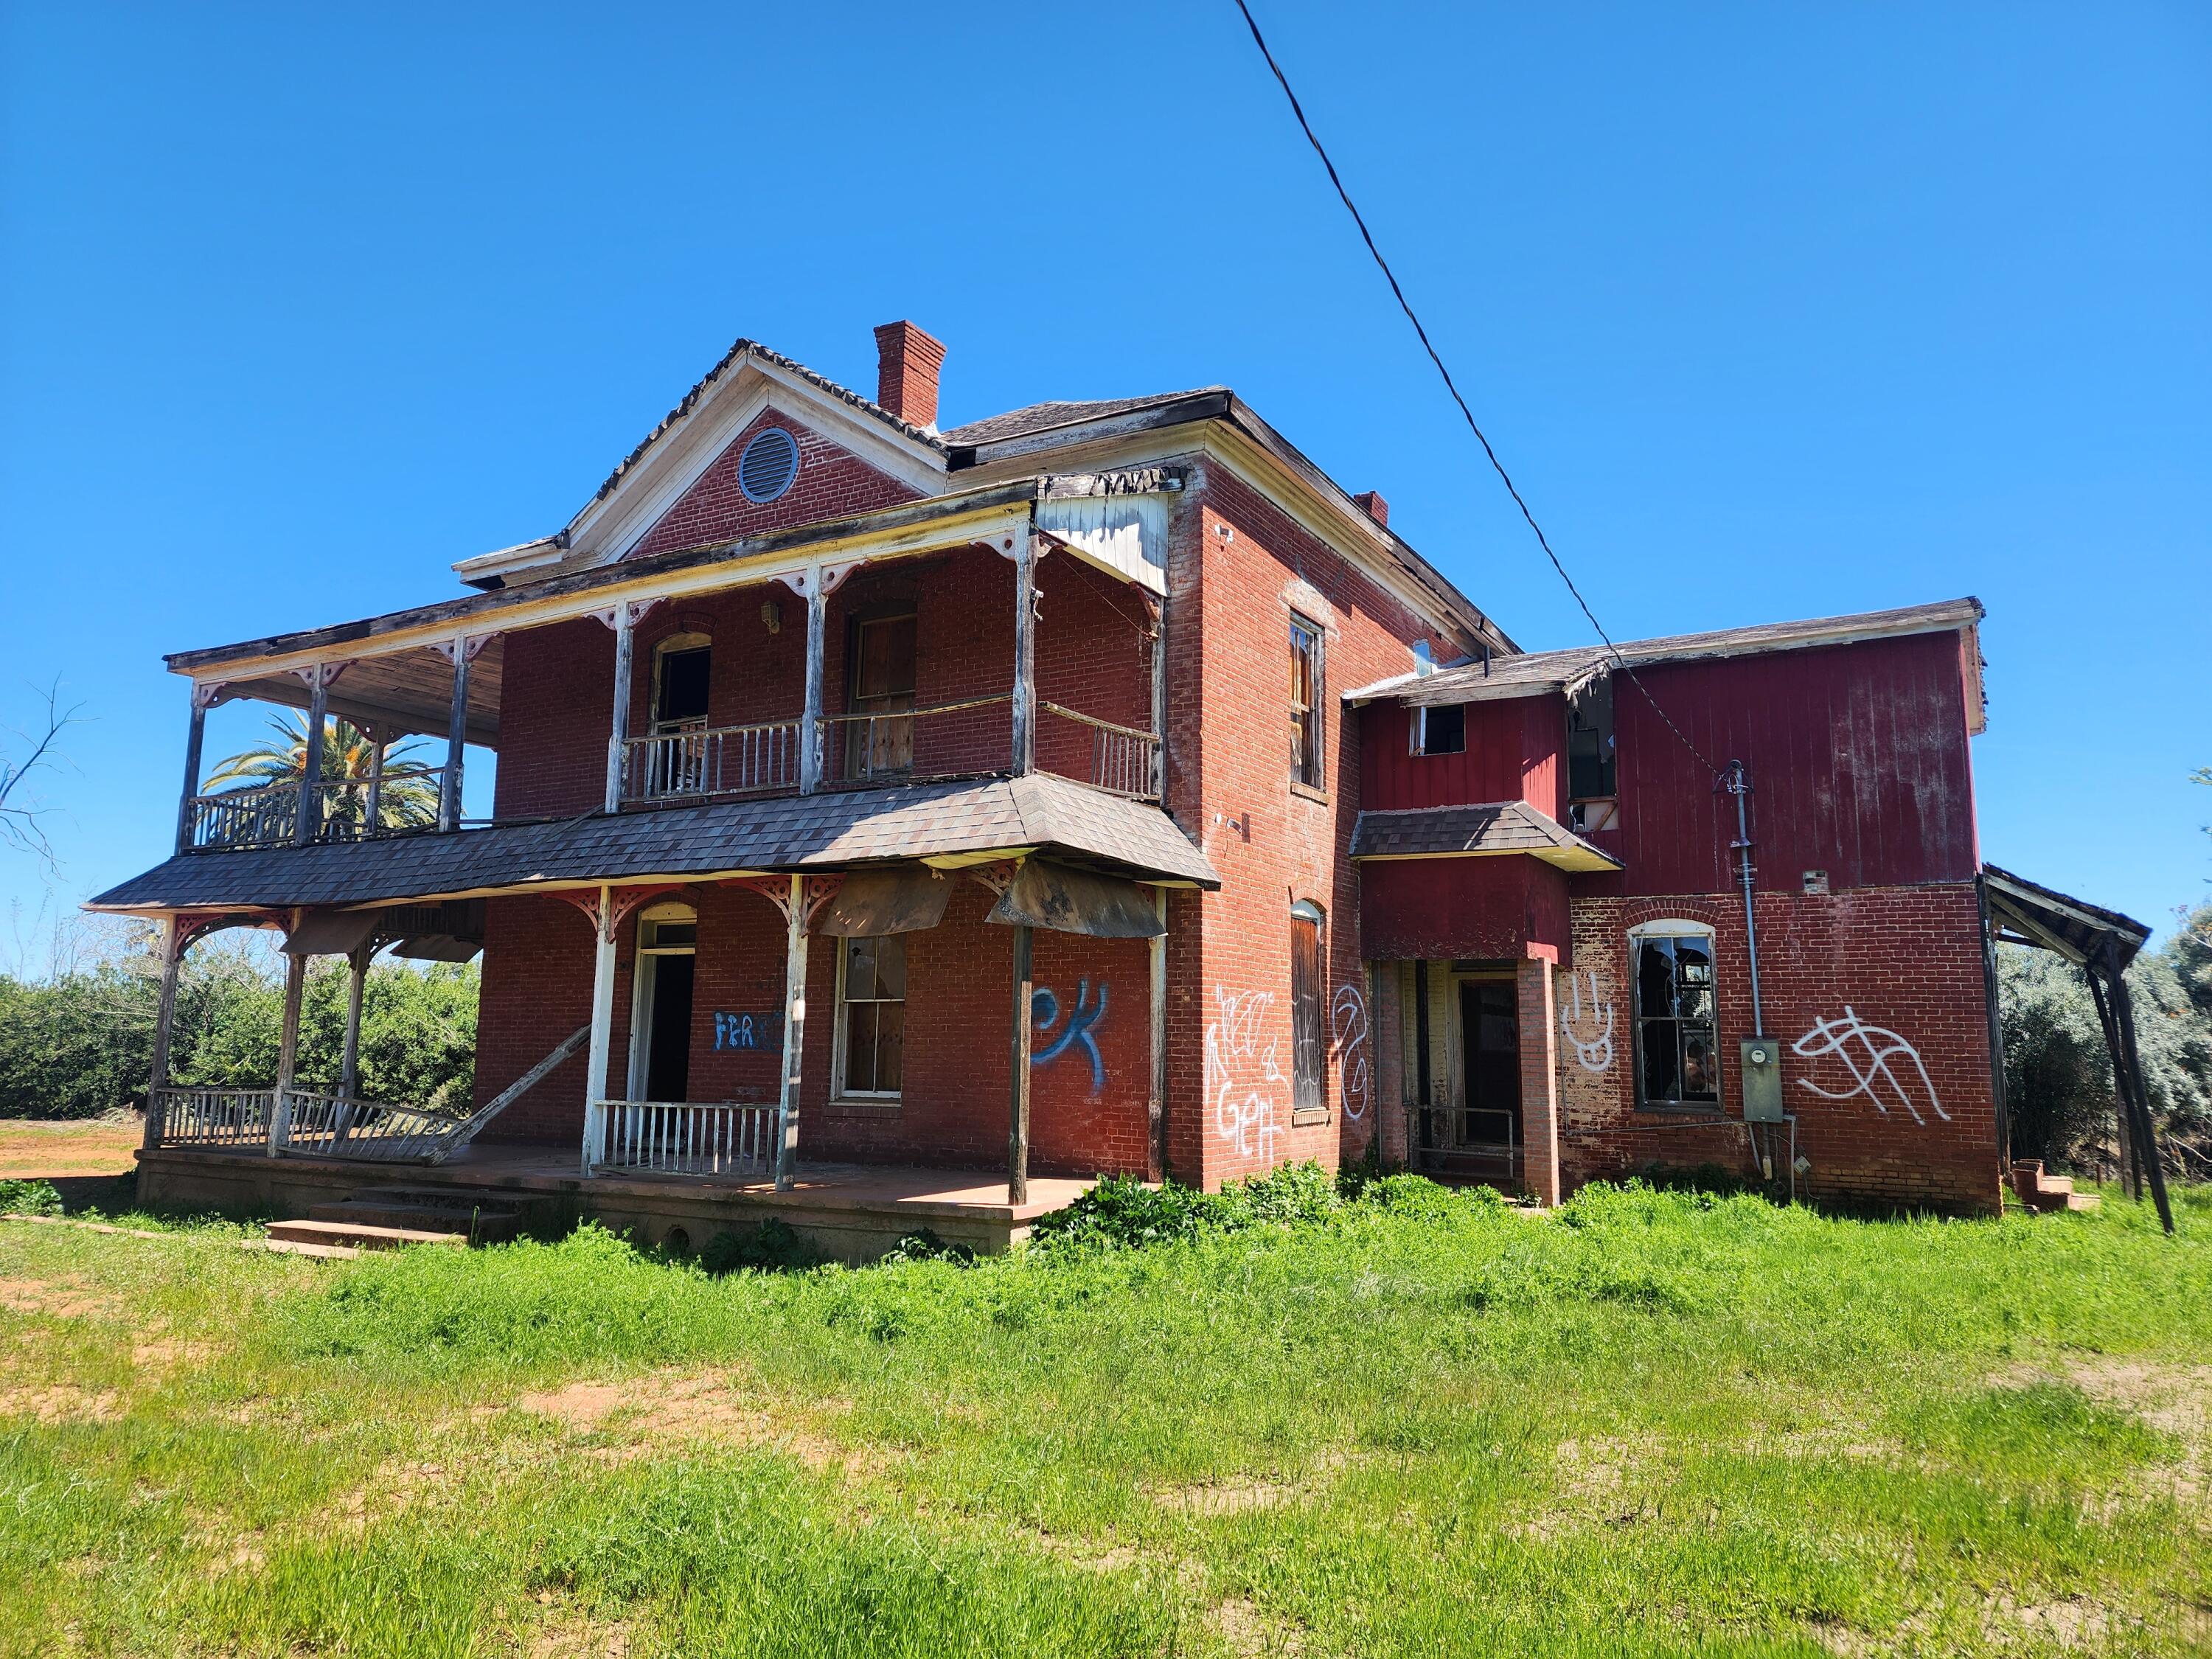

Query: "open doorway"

xmin=628 ymin=903 xmax=697 ymax=1103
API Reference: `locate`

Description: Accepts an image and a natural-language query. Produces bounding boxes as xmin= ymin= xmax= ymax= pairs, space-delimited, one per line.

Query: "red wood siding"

xmin=1358 ymin=854 xmax=1571 ymax=964
xmin=1598 ymin=630 xmax=1978 ymax=896
xmin=1360 ymin=694 xmax=1564 ymax=817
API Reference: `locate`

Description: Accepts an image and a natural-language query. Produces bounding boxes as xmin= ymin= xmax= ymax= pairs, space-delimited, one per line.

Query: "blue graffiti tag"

xmin=1031 ymin=979 xmax=1109 ymax=1095
xmin=713 ymin=1012 xmax=783 ymax=1051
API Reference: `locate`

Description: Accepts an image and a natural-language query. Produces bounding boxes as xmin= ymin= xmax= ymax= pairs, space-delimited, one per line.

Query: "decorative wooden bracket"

xmin=735 ymin=872 xmax=844 ymax=929
xmin=189 ymin=681 xmax=227 ymax=712
xmin=964 ymin=859 xmax=1023 ymax=900
xmin=429 ymin=633 xmax=498 ymax=664
xmin=554 ymin=883 xmax=691 ymax=942
xmin=289 ymin=662 xmax=348 ymax=691
xmin=589 ymin=597 xmax=664 ymax=632
xmin=776 ymin=561 xmax=859 ymax=599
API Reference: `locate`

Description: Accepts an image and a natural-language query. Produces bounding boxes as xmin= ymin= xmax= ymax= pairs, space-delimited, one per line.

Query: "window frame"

xmin=1627 ymin=920 xmax=1723 ymax=1111
xmin=1290 ymin=900 xmax=1327 ymax=1124
xmin=831 ymin=932 xmax=908 ymax=1102
xmin=626 ymin=902 xmax=698 ymax=1101
xmin=1412 ymin=702 xmax=1466 ymax=757
xmin=650 ymin=632 xmax=713 ymax=735
xmin=1289 ymin=612 xmax=1326 ymax=791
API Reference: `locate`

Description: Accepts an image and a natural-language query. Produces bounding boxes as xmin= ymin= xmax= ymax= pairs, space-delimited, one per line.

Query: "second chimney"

xmin=1352 ymin=490 xmax=1389 ymax=527
xmin=873 ymin=320 xmax=946 ymax=430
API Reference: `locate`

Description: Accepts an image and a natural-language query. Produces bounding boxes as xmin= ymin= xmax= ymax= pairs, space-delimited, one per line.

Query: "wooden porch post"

xmin=296 ymin=670 xmax=329 ymax=846
xmin=1010 ymin=527 xmax=1036 ymax=776
xmin=363 ymin=719 xmax=384 ymax=832
xmin=272 ymin=934 xmax=307 ymax=1157
xmin=175 ymin=689 xmax=209 ymax=855
xmin=605 ymin=616 xmax=633 ymax=813
xmin=442 ymin=639 xmax=471 ymax=831
xmin=1009 ymin=922 xmax=1033 ymax=1204
xmin=799 ymin=577 xmax=827 ymax=795
xmin=1148 ymin=886 xmax=1168 ymax=1180
xmin=339 ymin=943 xmax=371 ymax=1099
xmin=582 ymin=883 xmax=618 ymax=1174
xmin=776 ymin=872 xmax=808 ymax=1189
xmin=142 ymin=915 xmax=184 ymax=1152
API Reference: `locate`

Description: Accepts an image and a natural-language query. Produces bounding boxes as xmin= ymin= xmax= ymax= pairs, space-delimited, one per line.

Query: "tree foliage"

xmin=0 ymin=928 xmax=476 ymax=1119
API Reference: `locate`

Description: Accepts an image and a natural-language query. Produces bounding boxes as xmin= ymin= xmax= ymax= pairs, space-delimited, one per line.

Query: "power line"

xmin=1228 ymin=0 xmax=1720 ymax=782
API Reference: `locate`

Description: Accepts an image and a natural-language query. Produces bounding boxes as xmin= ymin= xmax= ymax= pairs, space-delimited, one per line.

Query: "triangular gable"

xmin=625 ymin=407 xmax=925 ymax=560
xmin=561 ymin=343 xmax=947 ymax=567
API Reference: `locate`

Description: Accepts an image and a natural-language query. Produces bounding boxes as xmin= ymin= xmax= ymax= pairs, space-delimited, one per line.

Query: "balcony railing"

xmin=184 ymin=771 xmax=450 ymax=852
xmin=619 ymin=719 xmax=801 ymax=804
xmin=1040 ymin=702 xmax=1161 ymax=800
xmin=821 ymin=694 xmax=1012 ymax=787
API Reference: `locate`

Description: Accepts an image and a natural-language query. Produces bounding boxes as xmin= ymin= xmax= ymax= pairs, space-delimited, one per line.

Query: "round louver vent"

xmin=737 ymin=428 xmax=800 ymax=503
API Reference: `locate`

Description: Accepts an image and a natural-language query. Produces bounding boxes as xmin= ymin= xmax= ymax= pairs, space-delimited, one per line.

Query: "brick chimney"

xmin=1352 ymin=490 xmax=1388 ymax=527
xmin=873 ymin=321 xmax=946 ymax=429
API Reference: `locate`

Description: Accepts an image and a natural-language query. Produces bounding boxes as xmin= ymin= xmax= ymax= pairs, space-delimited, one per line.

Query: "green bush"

xmin=699 ymin=1217 xmax=817 ymax=1275
xmin=880 ymin=1228 xmax=975 ymax=1266
xmin=0 ymin=1178 xmax=63 ymax=1216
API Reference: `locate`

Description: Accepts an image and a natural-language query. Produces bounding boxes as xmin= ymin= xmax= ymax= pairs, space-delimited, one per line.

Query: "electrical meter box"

xmin=1740 ymin=1036 xmax=1785 ymax=1122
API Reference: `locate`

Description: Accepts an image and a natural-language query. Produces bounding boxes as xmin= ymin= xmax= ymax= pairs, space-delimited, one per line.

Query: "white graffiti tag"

xmin=1559 ymin=969 xmax=1614 ymax=1074
xmin=1331 ymin=984 xmax=1370 ymax=1121
xmin=1792 ymin=1006 xmax=1948 ymax=1124
xmin=1206 ymin=988 xmax=1287 ymax=1165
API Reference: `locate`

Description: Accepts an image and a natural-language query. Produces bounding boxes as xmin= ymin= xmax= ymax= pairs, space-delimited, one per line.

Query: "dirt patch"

xmin=131 ymin=1337 xmax=215 ymax=1371
xmin=1211 ymin=1596 xmax=1306 ymax=1656
xmin=515 ymin=1371 xmax=860 ymax=1474
xmin=0 ymin=1116 xmax=142 ymax=1180
xmin=526 ymin=1607 xmax=633 ymax=1658
xmin=0 ymin=1273 xmax=119 ymax=1321
xmin=0 ymin=1383 xmax=119 ymax=1422
xmin=1151 ymin=1478 xmax=1299 ymax=1517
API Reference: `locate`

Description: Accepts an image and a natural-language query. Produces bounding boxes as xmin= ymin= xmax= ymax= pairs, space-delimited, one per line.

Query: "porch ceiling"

xmin=86 ymin=772 xmax=1219 ymax=915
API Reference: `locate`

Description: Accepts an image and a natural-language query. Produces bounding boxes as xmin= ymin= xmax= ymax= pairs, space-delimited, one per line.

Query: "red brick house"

xmin=88 ymin=321 xmax=2113 ymax=1248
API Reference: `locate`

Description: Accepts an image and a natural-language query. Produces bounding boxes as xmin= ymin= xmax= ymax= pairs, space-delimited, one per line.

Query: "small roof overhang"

xmin=85 ymin=773 xmax=1219 ymax=917
xmin=1349 ymin=802 xmax=1622 ymax=874
xmin=1983 ymin=862 xmax=2152 ymax=969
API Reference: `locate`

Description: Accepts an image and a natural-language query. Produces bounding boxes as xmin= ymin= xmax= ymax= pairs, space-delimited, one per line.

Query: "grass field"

xmin=1 ymin=1136 xmax=2208 ymax=1656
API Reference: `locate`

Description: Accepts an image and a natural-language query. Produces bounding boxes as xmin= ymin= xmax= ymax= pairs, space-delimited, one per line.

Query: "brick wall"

xmin=626 ymin=411 xmax=923 ymax=560
xmin=1555 ymin=883 xmax=2003 ymax=1214
xmin=1179 ymin=464 xmax=1458 ymax=1189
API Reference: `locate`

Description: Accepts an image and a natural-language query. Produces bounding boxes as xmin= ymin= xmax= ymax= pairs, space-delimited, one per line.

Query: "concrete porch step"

xmin=2063 ymin=1191 xmax=2102 ymax=1211
xmin=267 ymin=1218 xmax=470 ymax=1251
xmin=306 ymin=1186 xmax=527 ymax=1242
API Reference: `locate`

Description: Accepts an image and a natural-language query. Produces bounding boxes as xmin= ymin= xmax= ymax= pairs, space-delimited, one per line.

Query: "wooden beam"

xmin=776 ymin=871 xmax=809 ymax=1189
xmin=1011 ymin=526 xmax=1036 ymax=776
xmin=296 ymin=672 xmax=329 ymax=846
xmin=581 ymin=884 xmax=619 ymax=1175
xmin=1009 ymin=922 xmax=1032 ymax=1205
xmin=442 ymin=644 xmax=471 ymax=832
xmin=142 ymin=916 xmax=183 ymax=1152
xmin=799 ymin=580 xmax=826 ymax=795
xmin=605 ymin=613 xmax=634 ymax=813
xmin=273 ymin=944 xmax=307 ymax=1157
xmin=175 ymin=693 xmax=207 ymax=856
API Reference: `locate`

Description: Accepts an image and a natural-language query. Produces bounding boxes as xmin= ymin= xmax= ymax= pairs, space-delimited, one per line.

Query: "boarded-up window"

xmin=1632 ymin=926 xmax=1719 ymax=1107
xmin=846 ymin=613 xmax=917 ymax=779
xmin=1290 ymin=614 xmax=1324 ymax=787
xmin=1291 ymin=904 xmax=1324 ymax=1119
xmin=838 ymin=934 xmax=906 ymax=1096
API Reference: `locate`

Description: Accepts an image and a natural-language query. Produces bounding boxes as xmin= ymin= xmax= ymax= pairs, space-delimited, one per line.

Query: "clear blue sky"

xmin=2 ymin=1 xmax=2205 ymax=953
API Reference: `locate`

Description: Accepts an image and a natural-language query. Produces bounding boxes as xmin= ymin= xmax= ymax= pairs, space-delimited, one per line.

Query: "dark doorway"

xmin=644 ymin=954 xmax=695 ymax=1102
xmin=1457 ymin=979 xmax=1523 ymax=1155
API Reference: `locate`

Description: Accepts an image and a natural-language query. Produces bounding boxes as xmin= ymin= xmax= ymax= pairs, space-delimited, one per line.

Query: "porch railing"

xmin=156 ymin=1085 xmax=280 ymax=1147
xmin=619 ymin=719 xmax=801 ymax=804
xmin=1039 ymin=702 xmax=1161 ymax=799
xmin=584 ymin=1099 xmax=783 ymax=1179
xmin=819 ymin=694 xmax=1012 ymax=787
xmin=184 ymin=771 xmax=449 ymax=852
xmin=152 ymin=1085 xmax=468 ymax=1163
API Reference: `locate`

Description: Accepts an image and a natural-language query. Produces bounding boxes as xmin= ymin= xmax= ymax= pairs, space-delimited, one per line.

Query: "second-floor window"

xmin=847 ymin=613 xmax=917 ymax=779
xmin=1413 ymin=703 xmax=1466 ymax=755
xmin=652 ymin=635 xmax=712 ymax=733
xmin=1290 ymin=613 xmax=1324 ymax=788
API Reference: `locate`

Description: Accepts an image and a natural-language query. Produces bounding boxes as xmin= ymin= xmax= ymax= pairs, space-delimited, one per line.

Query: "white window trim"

xmin=830 ymin=935 xmax=905 ymax=1103
xmin=1625 ymin=919 xmax=1723 ymax=1111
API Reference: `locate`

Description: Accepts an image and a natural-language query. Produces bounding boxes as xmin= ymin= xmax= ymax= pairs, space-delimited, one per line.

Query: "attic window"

xmin=737 ymin=428 xmax=800 ymax=503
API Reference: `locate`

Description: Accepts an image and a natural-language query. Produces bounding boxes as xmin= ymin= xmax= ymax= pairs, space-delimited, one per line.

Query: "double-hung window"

xmin=1290 ymin=901 xmax=1325 ymax=1121
xmin=1290 ymin=614 xmax=1324 ymax=788
xmin=835 ymin=935 xmax=906 ymax=1098
xmin=1630 ymin=922 xmax=1720 ymax=1107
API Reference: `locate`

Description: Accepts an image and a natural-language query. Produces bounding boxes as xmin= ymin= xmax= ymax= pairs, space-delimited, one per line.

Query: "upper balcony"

xmin=164 ymin=480 xmax=1168 ymax=858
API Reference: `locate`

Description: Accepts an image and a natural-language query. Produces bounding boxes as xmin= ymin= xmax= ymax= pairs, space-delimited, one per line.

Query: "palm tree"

xmin=205 ymin=712 xmax=439 ymax=833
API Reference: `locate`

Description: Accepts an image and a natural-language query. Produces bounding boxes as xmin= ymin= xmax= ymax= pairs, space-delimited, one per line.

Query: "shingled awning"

xmin=1349 ymin=801 xmax=1621 ymax=873
xmin=85 ymin=773 xmax=1218 ymax=915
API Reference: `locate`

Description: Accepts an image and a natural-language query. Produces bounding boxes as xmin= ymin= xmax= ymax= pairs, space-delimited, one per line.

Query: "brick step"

xmin=267 ymin=1218 xmax=470 ymax=1251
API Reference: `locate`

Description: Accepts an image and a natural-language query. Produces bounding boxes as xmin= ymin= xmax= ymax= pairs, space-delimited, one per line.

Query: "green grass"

xmin=2 ymin=1181 xmax=2209 ymax=1656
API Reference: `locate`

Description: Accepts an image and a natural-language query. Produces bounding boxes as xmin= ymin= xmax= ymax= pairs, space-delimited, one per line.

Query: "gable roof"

xmin=1345 ymin=597 xmax=1986 ymax=717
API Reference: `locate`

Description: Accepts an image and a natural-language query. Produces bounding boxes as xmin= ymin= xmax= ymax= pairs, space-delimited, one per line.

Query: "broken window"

xmin=1290 ymin=902 xmax=1324 ymax=1120
xmin=1630 ymin=924 xmax=1719 ymax=1108
xmin=1290 ymin=614 xmax=1324 ymax=788
xmin=835 ymin=933 xmax=906 ymax=1097
xmin=1413 ymin=703 xmax=1465 ymax=756
xmin=1567 ymin=675 xmax=1618 ymax=832
xmin=652 ymin=634 xmax=712 ymax=731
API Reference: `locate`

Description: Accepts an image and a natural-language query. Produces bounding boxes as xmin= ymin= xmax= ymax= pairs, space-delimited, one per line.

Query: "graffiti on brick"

xmin=712 ymin=1011 xmax=783 ymax=1051
xmin=1792 ymin=1007 xmax=1947 ymax=1124
xmin=1559 ymin=969 xmax=1614 ymax=1074
xmin=1032 ymin=979 xmax=1109 ymax=1096
xmin=1330 ymin=983 xmax=1369 ymax=1121
xmin=1206 ymin=988 xmax=1285 ymax=1165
